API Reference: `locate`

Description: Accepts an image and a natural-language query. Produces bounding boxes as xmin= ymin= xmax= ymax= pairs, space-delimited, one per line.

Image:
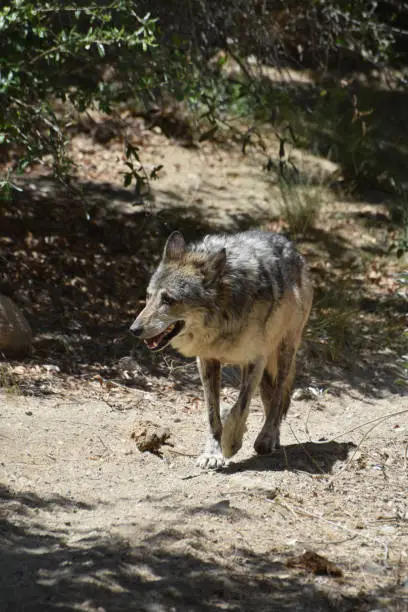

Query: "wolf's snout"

xmin=130 ymin=320 xmax=144 ymax=337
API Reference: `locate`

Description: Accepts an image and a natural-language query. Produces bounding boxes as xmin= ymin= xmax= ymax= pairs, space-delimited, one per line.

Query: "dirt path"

xmin=1 ymin=382 xmax=407 ymax=611
xmin=1 ymin=129 xmax=407 ymax=611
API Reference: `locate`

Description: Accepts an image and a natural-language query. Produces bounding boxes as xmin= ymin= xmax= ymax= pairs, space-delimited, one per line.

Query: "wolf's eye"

xmin=161 ymin=292 xmax=176 ymax=306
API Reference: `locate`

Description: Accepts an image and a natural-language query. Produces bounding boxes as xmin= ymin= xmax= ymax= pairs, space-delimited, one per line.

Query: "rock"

xmin=0 ymin=295 xmax=32 ymax=358
xmin=292 ymin=386 xmax=321 ymax=401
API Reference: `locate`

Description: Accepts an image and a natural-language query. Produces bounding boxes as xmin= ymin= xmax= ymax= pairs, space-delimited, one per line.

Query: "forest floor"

xmin=0 ymin=110 xmax=407 ymax=611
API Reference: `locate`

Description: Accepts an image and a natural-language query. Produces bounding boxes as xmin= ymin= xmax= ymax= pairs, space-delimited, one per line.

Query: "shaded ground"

xmin=1 ymin=138 xmax=406 ymax=393
xmin=0 ymin=119 xmax=407 ymax=611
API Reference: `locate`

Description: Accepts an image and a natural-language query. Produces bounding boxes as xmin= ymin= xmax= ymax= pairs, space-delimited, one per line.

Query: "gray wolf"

xmin=130 ymin=230 xmax=313 ymax=469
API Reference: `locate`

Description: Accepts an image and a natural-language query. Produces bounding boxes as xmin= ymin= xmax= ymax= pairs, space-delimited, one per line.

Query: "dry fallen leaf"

xmin=131 ymin=420 xmax=172 ymax=455
xmin=286 ymin=550 xmax=343 ymax=577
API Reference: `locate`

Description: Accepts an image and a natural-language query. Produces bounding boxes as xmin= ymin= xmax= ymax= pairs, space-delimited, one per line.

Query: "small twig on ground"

xmin=304 ymin=403 xmax=313 ymax=441
xmin=163 ymin=357 xmax=197 ymax=373
xmin=318 ymin=535 xmax=358 ymax=546
xmin=328 ymin=408 xmax=408 ymax=480
xmin=97 ymin=435 xmax=111 ymax=454
xmin=92 ymin=375 xmax=148 ymax=395
xmin=180 ymin=473 xmax=205 ymax=480
xmin=321 ymin=408 xmax=408 ymax=443
xmin=282 ymin=444 xmax=290 ymax=470
xmin=274 ymin=498 xmax=300 ymax=520
xmin=166 ymin=448 xmax=196 ymax=457
xmin=288 ymin=423 xmax=325 ymax=474
xmin=283 ymin=502 xmax=390 ymax=560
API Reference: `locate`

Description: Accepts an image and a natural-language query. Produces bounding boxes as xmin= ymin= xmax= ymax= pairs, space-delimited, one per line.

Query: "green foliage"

xmin=1 ymin=0 xmax=408 ymax=207
xmin=0 ymin=1 xmax=157 ymax=195
xmin=121 ymin=143 xmax=162 ymax=201
xmin=394 ymin=192 xmax=408 ymax=256
xmin=294 ymin=0 xmax=405 ymax=69
xmin=296 ymin=86 xmax=377 ymax=182
xmin=139 ymin=1 xmax=408 ymax=72
xmin=396 ymin=271 xmax=408 ymax=297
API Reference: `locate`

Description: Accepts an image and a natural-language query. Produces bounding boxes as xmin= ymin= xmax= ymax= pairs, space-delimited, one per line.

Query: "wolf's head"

xmin=130 ymin=232 xmax=226 ymax=354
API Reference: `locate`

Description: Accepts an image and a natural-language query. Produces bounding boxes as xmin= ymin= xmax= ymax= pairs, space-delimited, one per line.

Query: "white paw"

xmin=196 ymin=453 xmax=228 ymax=470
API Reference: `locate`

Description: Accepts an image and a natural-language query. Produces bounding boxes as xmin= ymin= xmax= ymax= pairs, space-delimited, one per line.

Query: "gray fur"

xmin=190 ymin=230 xmax=300 ymax=310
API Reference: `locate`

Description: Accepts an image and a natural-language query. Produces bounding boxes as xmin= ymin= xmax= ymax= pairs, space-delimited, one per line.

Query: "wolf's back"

xmin=190 ymin=230 xmax=309 ymax=306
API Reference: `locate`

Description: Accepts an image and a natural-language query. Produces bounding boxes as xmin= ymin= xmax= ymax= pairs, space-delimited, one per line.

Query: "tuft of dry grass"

xmin=277 ymin=180 xmax=328 ymax=238
xmin=0 ymin=363 xmax=22 ymax=395
xmin=305 ymin=300 xmax=358 ymax=363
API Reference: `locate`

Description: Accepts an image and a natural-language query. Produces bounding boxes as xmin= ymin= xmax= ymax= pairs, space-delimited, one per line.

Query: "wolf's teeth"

xmin=143 ymin=323 xmax=180 ymax=351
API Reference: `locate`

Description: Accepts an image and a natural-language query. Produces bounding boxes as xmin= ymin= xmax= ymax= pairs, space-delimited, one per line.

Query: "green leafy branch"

xmin=0 ymin=1 xmax=158 ymax=197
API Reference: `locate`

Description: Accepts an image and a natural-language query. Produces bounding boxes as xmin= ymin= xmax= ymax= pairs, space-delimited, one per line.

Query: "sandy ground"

xmin=1 ymin=380 xmax=407 ymax=612
xmin=1 ymin=125 xmax=407 ymax=611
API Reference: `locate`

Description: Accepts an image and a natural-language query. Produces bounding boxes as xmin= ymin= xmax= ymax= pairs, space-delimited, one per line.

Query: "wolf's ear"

xmin=163 ymin=231 xmax=186 ymax=260
xmin=204 ymin=248 xmax=226 ymax=285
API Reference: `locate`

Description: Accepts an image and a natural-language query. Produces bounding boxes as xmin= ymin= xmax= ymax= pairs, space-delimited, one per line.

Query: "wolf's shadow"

xmin=224 ymin=440 xmax=356 ymax=475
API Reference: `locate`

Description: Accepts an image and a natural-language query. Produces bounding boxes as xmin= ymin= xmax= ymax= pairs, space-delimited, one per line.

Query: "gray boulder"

xmin=0 ymin=295 xmax=32 ymax=358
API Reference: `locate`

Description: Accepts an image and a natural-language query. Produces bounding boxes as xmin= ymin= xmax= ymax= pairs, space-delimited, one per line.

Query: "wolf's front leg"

xmin=196 ymin=357 xmax=226 ymax=469
xmin=221 ymin=359 xmax=266 ymax=458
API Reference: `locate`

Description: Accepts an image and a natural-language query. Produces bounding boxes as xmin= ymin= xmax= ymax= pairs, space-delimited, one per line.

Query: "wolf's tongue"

xmin=145 ymin=332 xmax=165 ymax=349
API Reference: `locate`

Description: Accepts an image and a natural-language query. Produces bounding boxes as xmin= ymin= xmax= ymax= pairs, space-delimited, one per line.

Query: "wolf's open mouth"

xmin=144 ymin=321 xmax=184 ymax=352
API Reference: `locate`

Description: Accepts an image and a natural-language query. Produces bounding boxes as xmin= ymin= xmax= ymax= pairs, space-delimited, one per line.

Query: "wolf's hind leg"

xmin=254 ymin=341 xmax=296 ymax=455
xmin=196 ymin=357 xmax=226 ymax=469
xmin=221 ymin=359 xmax=265 ymax=458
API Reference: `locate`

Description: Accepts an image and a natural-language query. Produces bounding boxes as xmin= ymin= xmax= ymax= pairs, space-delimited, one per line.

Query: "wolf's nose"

xmin=130 ymin=321 xmax=144 ymax=337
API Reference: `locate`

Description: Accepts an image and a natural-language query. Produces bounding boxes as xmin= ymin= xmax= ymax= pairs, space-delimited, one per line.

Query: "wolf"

xmin=130 ymin=230 xmax=313 ymax=469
